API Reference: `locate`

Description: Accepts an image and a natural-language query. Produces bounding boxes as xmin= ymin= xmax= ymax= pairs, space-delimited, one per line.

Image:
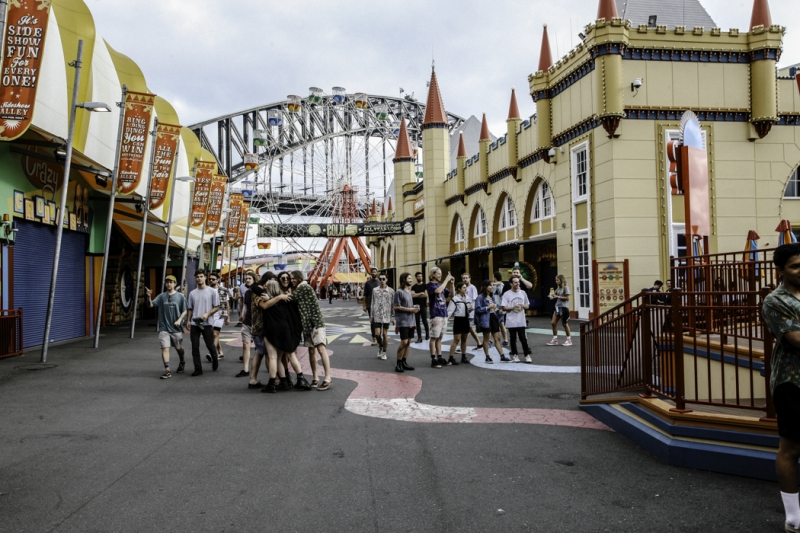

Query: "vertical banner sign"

xmin=117 ymin=91 xmax=156 ymax=195
xmin=0 ymin=0 xmax=52 ymax=141
xmin=204 ymin=173 xmax=226 ymax=233
xmin=190 ymin=160 xmax=215 ymax=227
xmin=226 ymin=193 xmax=243 ymax=244
xmin=148 ymin=122 xmax=181 ymax=209
xmin=234 ymin=199 xmax=250 ymax=247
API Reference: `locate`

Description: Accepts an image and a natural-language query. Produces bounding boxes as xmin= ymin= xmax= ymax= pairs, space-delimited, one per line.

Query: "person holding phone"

xmin=145 ymin=275 xmax=188 ymax=379
xmin=426 ymin=267 xmax=454 ymax=368
xmin=547 ymin=274 xmax=572 ymax=346
xmin=501 ymin=276 xmax=532 ymax=363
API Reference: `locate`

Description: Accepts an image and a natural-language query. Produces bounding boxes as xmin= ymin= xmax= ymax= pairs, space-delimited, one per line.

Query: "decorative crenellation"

xmin=445 ymin=194 xmax=465 ymax=206
xmin=625 ymin=109 xmax=750 ymax=122
xmin=552 ymin=116 xmax=603 ymax=147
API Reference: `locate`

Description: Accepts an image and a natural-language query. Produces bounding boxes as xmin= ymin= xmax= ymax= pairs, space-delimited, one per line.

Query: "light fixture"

xmin=648 ymin=15 xmax=657 ymax=28
xmin=54 ymin=146 xmax=67 ymax=162
xmin=578 ymin=32 xmax=586 ymax=41
xmin=175 ymin=175 xmax=194 ymax=182
xmin=95 ymin=175 xmax=108 ymax=188
xmin=77 ymin=101 xmax=112 ymax=112
xmin=135 ymin=202 xmax=143 ymax=213
xmin=1 ymin=214 xmax=17 ymax=246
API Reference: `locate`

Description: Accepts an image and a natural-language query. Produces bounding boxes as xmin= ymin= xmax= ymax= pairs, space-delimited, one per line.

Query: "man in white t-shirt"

xmin=501 ymin=276 xmax=532 ymax=363
xmin=461 ymin=273 xmax=482 ymax=351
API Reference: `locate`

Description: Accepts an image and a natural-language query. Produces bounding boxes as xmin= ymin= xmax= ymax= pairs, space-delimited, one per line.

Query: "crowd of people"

xmin=361 ymin=265 xmax=574 ymax=371
xmin=147 ymin=268 xmax=331 ymax=392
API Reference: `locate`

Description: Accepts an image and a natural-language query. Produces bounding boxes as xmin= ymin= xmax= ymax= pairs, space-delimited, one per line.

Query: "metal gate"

xmin=13 ymin=221 xmax=87 ymax=348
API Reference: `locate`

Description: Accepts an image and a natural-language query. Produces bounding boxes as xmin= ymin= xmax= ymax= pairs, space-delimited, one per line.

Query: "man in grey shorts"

xmin=146 ymin=275 xmax=188 ymax=379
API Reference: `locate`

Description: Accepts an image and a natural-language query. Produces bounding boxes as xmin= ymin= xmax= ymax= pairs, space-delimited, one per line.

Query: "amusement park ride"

xmin=189 ymin=87 xmax=464 ymax=288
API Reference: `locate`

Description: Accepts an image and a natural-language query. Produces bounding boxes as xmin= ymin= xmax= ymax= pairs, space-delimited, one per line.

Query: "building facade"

xmin=374 ymin=0 xmax=800 ymax=320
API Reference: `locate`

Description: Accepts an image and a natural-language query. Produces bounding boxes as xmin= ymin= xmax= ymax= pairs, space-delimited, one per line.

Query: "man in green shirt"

xmin=763 ymin=243 xmax=800 ymax=533
xmin=145 ymin=275 xmax=188 ymax=379
xmin=290 ymin=270 xmax=331 ymax=391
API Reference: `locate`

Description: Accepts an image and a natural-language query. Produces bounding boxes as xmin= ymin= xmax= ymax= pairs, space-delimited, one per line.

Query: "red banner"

xmin=148 ymin=122 xmax=181 ymax=209
xmin=234 ymin=200 xmax=250 ymax=247
xmin=190 ymin=160 xmax=215 ymax=227
xmin=226 ymin=193 xmax=243 ymax=244
xmin=117 ymin=91 xmax=156 ymax=195
xmin=204 ymin=173 xmax=226 ymax=234
xmin=0 ymin=0 xmax=52 ymax=141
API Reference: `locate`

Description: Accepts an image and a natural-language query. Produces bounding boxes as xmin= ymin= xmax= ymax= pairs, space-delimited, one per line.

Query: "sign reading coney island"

xmin=0 ymin=0 xmax=52 ymax=141
xmin=204 ymin=173 xmax=227 ymax=234
xmin=190 ymin=160 xmax=215 ymax=227
xmin=117 ymin=91 xmax=156 ymax=195
xmin=257 ymin=220 xmax=415 ymax=238
xmin=234 ymin=200 xmax=250 ymax=247
xmin=225 ymin=193 xmax=243 ymax=244
xmin=148 ymin=122 xmax=181 ymax=209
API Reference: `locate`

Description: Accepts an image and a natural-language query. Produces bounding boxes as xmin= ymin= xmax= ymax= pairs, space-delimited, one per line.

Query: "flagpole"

xmin=180 ymin=159 xmax=198 ymax=292
xmin=93 ymin=85 xmax=127 ymax=349
xmin=130 ymin=117 xmax=159 ymax=338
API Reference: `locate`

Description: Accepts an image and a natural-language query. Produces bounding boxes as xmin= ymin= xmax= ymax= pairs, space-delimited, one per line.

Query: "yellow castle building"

xmin=372 ymin=0 xmax=800 ymax=320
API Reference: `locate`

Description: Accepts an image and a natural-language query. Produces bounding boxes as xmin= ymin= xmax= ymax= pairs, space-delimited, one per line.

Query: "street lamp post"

xmin=42 ymin=40 xmax=111 ymax=362
xmin=179 ymin=161 xmax=198 ymax=291
xmin=160 ymin=142 xmax=181 ymax=292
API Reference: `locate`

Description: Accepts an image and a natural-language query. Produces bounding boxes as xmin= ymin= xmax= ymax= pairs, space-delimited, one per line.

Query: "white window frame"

xmin=474 ymin=208 xmax=487 ymax=237
xmin=530 ymin=181 xmax=554 ymax=222
xmin=573 ymin=231 xmax=591 ymax=319
xmin=498 ymin=196 xmax=517 ymax=231
xmin=454 ymin=217 xmax=465 ymax=243
xmin=571 ymin=143 xmax=589 ymax=202
xmin=785 ymin=167 xmax=800 ymax=199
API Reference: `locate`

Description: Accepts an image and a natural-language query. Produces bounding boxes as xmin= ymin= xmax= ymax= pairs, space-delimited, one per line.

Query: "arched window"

xmin=498 ymin=196 xmax=517 ymax=230
xmin=455 ymin=217 xmax=465 ymax=243
xmin=474 ymin=208 xmax=487 ymax=237
xmin=531 ymin=181 xmax=554 ymax=222
xmin=785 ymin=168 xmax=800 ymax=198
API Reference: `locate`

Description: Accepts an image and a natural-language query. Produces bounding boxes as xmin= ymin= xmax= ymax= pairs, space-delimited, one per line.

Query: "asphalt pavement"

xmin=0 ymin=299 xmax=783 ymax=532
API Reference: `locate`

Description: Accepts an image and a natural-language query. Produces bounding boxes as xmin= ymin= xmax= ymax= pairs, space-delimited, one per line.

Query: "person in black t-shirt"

xmin=411 ymin=271 xmax=429 ymax=343
xmin=363 ymin=267 xmax=381 ymax=346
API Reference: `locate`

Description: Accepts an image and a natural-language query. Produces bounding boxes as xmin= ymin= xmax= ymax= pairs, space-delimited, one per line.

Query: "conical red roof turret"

xmin=480 ymin=113 xmax=491 ymax=141
xmin=457 ymin=132 xmax=467 ymax=157
xmin=538 ymin=24 xmax=553 ymax=72
xmin=750 ymin=0 xmax=772 ymax=29
xmin=371 ymin=197 xmax=377 ymax=216
xmin=508 ymin=87 xmax=520 ymax=120
xmin=423 ymin=68 xmax=448 ymax=127
xmin=393 ymin=117 xmax=414 ymax=162
xmin=380 ymin=203 xmax=386 ymax=217
xmin=597 ymin=0 xmax=619 ymax=20
xmin=387 ymin=196 xmax=394 ymax=212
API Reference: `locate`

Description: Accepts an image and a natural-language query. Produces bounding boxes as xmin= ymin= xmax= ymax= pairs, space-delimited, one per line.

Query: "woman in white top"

xmin=446 ymin=282 xmax=471 ymax=366
xmin=548 ymin=274 xmax=572 ymax=346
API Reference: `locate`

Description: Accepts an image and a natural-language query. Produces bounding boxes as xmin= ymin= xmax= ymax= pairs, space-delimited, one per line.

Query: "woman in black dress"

xmin=258 ymin=280 xmax=311 ymax=392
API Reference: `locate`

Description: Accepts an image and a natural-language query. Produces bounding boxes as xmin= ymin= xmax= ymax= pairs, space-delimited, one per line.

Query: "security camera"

xmin=547 ymin=148 xmax=556 ymax=158
xmin=631 ymin=78 xmax=643 ymax=90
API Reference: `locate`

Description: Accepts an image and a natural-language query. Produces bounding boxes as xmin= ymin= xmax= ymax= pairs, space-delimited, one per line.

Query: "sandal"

xmin=311 ymin=380 xmax=319 ymax=388
xmin=318 ymin=380 xmax=332 ymax=391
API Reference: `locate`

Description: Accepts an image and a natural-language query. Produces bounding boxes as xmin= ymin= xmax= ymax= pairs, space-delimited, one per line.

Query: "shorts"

xmin=213 ymin=317 xmax=224 ymax=329
xmin=159 ymin=331 xmax=183 ymax=349
xmin=398 ymin=326 xmax=415 ymax=340
xmin=489 ymin=314 xmax=501 ymax=333
xmin=430 ymin=316 xmax=446 ymax=339
xmin=373 ymin=322 xmax=390 ymax=330
xmin=453 ymin=316 xmax=471 ymax=335
xmin=554 ymin=307 xmax=570 ymax=323
xmin=252 ymin=335 xmax=266 ymax=356
xmin=241 ymin=324 xmax=252 ymax=343
xmin=775 ymin=383 xmax=800 ymax=440
xmin=304 ymin=327 xmax=328 ymax=348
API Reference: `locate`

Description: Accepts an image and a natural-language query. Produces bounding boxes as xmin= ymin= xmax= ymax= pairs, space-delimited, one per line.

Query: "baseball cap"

xmin=165 ymin=275 xmax=177 ymax=283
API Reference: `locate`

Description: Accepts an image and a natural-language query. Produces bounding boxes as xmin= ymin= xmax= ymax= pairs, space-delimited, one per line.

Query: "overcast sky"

xmin=84 ymin=0 xmax=800 ymax=136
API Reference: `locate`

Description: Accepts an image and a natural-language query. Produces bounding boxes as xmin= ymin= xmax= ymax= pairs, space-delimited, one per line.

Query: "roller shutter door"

xmin=13 ymin=221 xmax=87 ymax=348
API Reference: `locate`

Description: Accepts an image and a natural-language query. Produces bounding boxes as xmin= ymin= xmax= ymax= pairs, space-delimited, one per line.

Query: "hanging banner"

xmin=204 ymin=173 xmax=226 ymax=234
xmin=148 ymin=122 xmax=181 ymax=209
xmin=257 ymin=220 xmax=415 ymax=238
xmin=225 ymin=193 xmax=243 ymax=244
xmin=0 ymin=0 xmax=52 ymax=141
xmin=190 ymin=160 xmax=215 ymax=227
xmin=117 ymin=91 xmax=156 ymax=195
xmin=234 ymin=199 xmax=250 ymax=247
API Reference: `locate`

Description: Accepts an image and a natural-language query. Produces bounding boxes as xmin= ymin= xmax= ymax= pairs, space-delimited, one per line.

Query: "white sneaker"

xmin=381 ymin=351 xmax=388 ymax=360
xmin=563 ymin=339 xmax=573 ymax=346
xmin=511 ymin=355 xmax=521 ymax=363
xmin=377 ymin=349 xmax=383 ymax=359
xmin=546 ymin=338 xmax=559 ymax=346
xmin=524 ymin=355 xmax=533 ymax=364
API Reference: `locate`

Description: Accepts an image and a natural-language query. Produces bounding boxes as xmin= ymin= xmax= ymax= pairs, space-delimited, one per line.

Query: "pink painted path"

xmin=293 ymin=347 xmax=609 ymax=431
